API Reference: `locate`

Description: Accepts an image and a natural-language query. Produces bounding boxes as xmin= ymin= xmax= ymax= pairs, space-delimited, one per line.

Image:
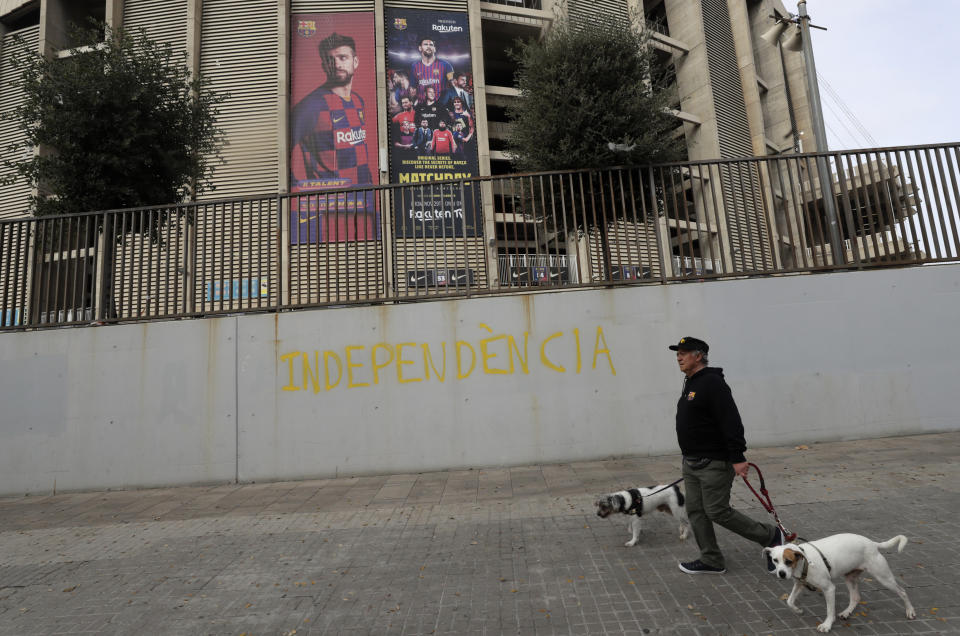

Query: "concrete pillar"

xmin=277 ymin=0 xmax=290 ymax=304
xmin=106 ymin=0 xmax=123 ymax=28
xmin=467 ymin=0 xmax=498 ymax=288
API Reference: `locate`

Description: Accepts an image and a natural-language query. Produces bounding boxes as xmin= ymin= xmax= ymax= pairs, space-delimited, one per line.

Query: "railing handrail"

xmin=4 ymin=141 xmax=957 ymax=225
xmin=3 ymin=142 xmax=958 ymax=331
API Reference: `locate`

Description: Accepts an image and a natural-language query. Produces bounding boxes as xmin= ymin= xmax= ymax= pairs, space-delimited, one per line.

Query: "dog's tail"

xmin=673 ymin=484 xmax=685 ymax=507
xmin=876 ymin=535 xmax=908 ymax=553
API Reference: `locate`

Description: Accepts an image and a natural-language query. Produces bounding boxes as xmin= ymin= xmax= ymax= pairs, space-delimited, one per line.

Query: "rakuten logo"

xmin=335 ymin=127 xmax=367 ymax=145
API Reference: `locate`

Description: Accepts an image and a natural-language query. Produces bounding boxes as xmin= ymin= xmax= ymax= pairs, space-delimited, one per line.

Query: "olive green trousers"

xmin=681 ymin=459 xmax=776 ymax=569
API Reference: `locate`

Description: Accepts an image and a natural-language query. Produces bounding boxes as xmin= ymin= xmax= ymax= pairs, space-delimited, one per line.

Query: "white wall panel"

xmin=2 ymin=264 xmax=958 ymax=494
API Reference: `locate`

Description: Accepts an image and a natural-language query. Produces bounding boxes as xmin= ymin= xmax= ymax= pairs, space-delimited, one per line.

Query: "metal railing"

xmin=1 ymin=142 xmax=958 ymax=331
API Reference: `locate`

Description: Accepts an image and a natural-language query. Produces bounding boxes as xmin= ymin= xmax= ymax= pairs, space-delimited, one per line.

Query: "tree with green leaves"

xmin=3 ymin=21 xmax=225 ymax=215
xmin=506 ymin=12 xmax=681 ymax=172
xmin=505 ymin=12 xmax=683 ymax=279
xmin=1 ymin=21 xmax=225 ymax=319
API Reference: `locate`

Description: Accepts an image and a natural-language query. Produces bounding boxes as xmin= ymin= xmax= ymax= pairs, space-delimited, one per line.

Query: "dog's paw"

xmin=625 ymin=539 xmax=637 ymax=547
xmin=788 ymin=605 xmax=804 ymax=615
xmin=838 ymin=610 xmax=851 ymax=620
xmin=816 ymin=621 xmax=833 ymax=633
xmin=679 ymin=529 xmax=689 ymax=541
xmin=906 ymin=608 xmax=916 ymax=620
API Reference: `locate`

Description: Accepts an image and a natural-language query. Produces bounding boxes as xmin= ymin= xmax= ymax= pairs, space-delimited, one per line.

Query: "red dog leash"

xmin=741 ymin=462 xmax=797 ymax=542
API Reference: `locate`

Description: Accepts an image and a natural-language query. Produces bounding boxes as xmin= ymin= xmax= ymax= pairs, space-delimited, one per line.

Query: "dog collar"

xmin=626 ymin=488 xmax=644 ymax=516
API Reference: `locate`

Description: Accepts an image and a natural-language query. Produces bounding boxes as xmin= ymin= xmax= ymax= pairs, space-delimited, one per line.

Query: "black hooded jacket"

xmin=675 ymin=366 xmax=747 ymax=463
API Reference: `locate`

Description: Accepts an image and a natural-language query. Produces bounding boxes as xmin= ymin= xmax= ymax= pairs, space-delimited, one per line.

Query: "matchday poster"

xmin=385 ymin=8 xmax=482 ymax=238
xmin=289 ymin=13 xmax=379 ymax=243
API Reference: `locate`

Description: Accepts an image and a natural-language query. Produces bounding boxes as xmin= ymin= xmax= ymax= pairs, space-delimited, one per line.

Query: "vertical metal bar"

xmin=703 ymin=163 xmax=727 ymax=274
xmin=634 ymin=167 xmax=653 ymax=280
xmin=768 ymin=159 xmax=796 ymax=270
xmin=944 ymin=146 xmax=960 ymax=258
xmin=196 ymin=205 xmax=205 ymax=314
xmin=931 ymin=147 xmax=960 ymax=258
xmin=797 ymin=156 xmax=825 ymax=266
xmin=832 ymin=154 xmax=862 ymax=269
xmin=654 ymin=166 xmax=675 ymax=278
xmin=675 ymin=165 xmax=697 ymax=276
xmin=624 ymin=168 xmax=640 ymax=274
xmin=857 ymin=152 xmax=887 ymax=260
xmin=886 ymin=150 xmax=921 ymax=262
xmin=863 ymin=151 xmax=893 ymax=260
xmin=48 ymin=218 xmax=63 ymax=322
xmin=0 ymin=224 xmax=10 ymax=324
xmin=276 ymin=195 xmax=284 ymax=309
xmin=867 ymin=153 xmax=903 ymax=259
xmin=557 ymin=173 xmax=576 ymax=286
xmin=755 ymin=160 xmax=778 ymax=272
xmin=136 ymin=210 xmax=145 ymax=316
xmin=694 ymin=163 xmax=719 ymax=275
xmin=871 ymin=152 xmax=901 ymax=261
xmin=23 ymin=220 xmax=35 ymax=325
xmin=840 ymin=154 xmax=865 ymax=265
xmin=851 ymin=152 xmax=882 ymax=263
xmin=906 ymin=149 xmax=940 ymax=260
xmin=458 ymin=179 xmax=468 ymax=295
xmin=60 ymin=217 xmax=74 ymax=321
xmin=921 ymin=148 xmax=949 ymax=260
xmin=733 ymin=161 xmax=754 ymax=271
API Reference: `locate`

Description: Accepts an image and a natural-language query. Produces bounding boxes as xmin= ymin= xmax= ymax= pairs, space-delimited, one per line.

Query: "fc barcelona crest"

xmin=393 ymin=17 xmax=407 ymax=30
xmin=297 ymin=20 xmax=317 ymax=37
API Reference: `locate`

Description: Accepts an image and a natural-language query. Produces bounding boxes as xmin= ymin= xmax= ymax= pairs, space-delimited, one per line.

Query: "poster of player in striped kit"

xmin=290 ymin=13 xmax=379 ymax=244
xmin=385 ymin=8 xmax=482 ymax=238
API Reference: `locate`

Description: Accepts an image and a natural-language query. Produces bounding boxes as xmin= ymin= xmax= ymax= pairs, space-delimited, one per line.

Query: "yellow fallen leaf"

xmin=795 ymin=445 xmax=809 ymax=450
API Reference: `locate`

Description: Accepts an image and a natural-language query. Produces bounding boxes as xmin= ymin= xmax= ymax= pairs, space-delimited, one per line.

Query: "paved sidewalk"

xmin=1 ymin=432 xmax=958 ymax=635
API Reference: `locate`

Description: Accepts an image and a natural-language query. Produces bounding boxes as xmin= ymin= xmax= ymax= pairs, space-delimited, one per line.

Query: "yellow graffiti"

xmin=345 ymin=346 xmax=368 ymax=388
xmin=371 ymin=343 xmax=394 ymax=384
xmin=396 ymin=342 xmax=422 ymax=384
xmin=280 ymin=351 xmax=301 ymax=391
xmin=422 ymin=342 xmax=447 ymax=381
xmin=324 ymin=351 xmax=342 ymax=390
xmin=456 ymin=341 xmax=476 ymax=379
xmin=280 ymin=324 xmax=615 ymax=393
xmin=540 ymin=332 xmax=565 ymax=373
xmin=593 ymin=326 xmax=616 ymax=375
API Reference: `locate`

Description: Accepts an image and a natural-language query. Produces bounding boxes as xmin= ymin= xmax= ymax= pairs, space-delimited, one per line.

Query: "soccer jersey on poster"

xmin=410 ymin=58 xmax=454 ymax=104
xmin=291 ymin=87 xmax=373 ymax=189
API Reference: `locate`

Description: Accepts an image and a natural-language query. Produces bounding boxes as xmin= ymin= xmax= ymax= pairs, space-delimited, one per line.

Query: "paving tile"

xmin=1 ymin=433 xmax=958 ymax=634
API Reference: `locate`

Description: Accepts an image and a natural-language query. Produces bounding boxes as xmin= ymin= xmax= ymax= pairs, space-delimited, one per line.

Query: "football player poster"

xmin=290 ymin=13 xmax=379 ymax=244
xmin=385 ymin=8 xmax=482 ymax=238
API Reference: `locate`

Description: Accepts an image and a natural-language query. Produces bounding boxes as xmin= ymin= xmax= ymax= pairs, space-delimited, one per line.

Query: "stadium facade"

xmin=2 ymin=0 xmax=913 ymax=320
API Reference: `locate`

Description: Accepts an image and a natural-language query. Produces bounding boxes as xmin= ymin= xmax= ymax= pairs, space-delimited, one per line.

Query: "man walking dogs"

xmin=670 ymin=337 xmax=785 ymax=574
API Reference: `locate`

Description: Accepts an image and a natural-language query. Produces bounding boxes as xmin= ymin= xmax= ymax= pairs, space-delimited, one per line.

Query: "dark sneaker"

xmin=765 ymin=527 xmax=786 ymax=571
xmin=678 ymin=559 xmax=726 ymax=574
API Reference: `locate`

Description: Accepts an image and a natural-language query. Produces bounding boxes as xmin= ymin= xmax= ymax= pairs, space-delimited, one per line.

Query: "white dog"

xmin=763 ymin=533 xmax=916 ymax=633
xmin=595 ymin=484 xmax=691 ymax=546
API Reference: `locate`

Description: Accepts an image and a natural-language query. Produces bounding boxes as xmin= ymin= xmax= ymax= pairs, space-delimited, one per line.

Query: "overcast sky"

xmin=805 ymin=0 xmax=960 ymax=150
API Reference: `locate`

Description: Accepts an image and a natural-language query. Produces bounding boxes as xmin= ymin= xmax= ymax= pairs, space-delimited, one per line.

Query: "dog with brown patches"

xmin=595 ymin=485 xmax=690 ymax=546
xmin=763 ymin=533 xmax=916 ymax=633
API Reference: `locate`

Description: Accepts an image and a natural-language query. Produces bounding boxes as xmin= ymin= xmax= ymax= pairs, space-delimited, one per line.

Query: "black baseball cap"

xmin=668 ymin=337 xmax=709 ymax=353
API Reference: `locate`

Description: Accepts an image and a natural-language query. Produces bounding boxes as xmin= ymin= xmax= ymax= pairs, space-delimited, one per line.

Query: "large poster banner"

xmin=290 ymin=13 xmax=379 ymax=244
xmin=385 ymin=9 xmax=482 ymax=238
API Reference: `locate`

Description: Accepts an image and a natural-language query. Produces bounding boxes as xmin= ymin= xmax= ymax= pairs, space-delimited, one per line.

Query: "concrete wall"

xmin=2 ymin=264 xmax=958 ymax=495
